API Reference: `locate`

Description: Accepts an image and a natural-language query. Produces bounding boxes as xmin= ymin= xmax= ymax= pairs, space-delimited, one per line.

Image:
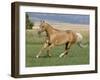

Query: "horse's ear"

xmin=43 ymin=20 xmax=45 ymax=23
xmin=41 ymin=20 xmax=45 ymax=23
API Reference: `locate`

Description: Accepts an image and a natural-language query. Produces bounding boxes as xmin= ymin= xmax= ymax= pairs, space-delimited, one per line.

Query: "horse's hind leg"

xmin=59 ymin=42 xmax=71 ymax=58
xmin=65 ymin=43 xmax=71 ymax=55
xmin=36 ymin=42 xmax=49 ymax=58
xmin=59 ymin=50 xmax=68 ymax=58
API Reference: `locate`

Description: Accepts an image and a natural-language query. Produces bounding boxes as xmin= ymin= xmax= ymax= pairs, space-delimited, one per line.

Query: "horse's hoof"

xmin=59 ymin=56 xmax=62 ymax=58
xmin=48 ymin=55 xmax=52 ymax=57
xmin=59 ymin=55 xmax=63 ymax=58
xmin=36 ymin=55 xmax=39 ymax=58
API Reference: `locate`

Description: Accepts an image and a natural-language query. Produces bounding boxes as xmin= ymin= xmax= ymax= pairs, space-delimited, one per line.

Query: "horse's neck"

xmin=45 ymin=24 xmax=56 ymax=37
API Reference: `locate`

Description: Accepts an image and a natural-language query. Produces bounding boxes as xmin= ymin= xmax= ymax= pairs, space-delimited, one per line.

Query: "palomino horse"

xmin=36 ymin=21 xmax=87 ymax=58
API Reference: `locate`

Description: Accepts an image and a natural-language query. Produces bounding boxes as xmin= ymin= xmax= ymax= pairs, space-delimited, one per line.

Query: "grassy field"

xmin=26 ymin=24 xmax=89 ymax=67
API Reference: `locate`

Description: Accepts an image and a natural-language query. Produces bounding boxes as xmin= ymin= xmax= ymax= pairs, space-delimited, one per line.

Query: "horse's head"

xmin=38 ymin=20 xmax=47 ymax=34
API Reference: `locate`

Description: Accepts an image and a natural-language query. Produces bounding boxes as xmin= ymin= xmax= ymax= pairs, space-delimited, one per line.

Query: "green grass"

xmin=26 ymin=29 xmax=89 ymax=67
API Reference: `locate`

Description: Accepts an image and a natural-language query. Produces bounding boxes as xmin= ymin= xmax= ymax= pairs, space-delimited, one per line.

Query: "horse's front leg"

xmin=47 ymin=44 xmax=54 ymax=57
xmin=36 ymin=42 xmax=49 ymax=58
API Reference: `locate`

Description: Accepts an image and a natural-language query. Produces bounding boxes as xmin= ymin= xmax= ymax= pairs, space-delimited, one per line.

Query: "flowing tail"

xmin=76 ymin=32 xmax=88 ymax=48
xmin=78 ymin=41 xmax=88 ymax=48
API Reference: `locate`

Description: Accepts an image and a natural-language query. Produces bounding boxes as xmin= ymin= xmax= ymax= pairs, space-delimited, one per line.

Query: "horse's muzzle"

xmin=38 ymin=30 xmax=42 ymax=35
xmin=38 ymin=30 xmax=43 ymax=37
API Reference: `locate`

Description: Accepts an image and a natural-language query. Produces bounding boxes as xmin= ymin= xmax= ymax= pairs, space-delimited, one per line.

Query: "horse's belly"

xmin=54 ymin=35 xmax=68 ymax=45
xmin=56 ymin=40 xmax=67 ymax=45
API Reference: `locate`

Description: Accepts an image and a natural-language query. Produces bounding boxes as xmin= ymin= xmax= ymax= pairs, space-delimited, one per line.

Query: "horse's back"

xmin=49 ymin=30 xmax=77 ymax=45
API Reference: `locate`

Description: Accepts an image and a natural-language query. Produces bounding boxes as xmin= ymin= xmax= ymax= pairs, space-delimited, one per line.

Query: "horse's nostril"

xmin=38 ymin=30 xmax=42 ymax=37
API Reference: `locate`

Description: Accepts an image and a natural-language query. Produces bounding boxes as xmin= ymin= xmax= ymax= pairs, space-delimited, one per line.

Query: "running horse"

xmin=36 ymin=21 xmax=87 ymax=58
